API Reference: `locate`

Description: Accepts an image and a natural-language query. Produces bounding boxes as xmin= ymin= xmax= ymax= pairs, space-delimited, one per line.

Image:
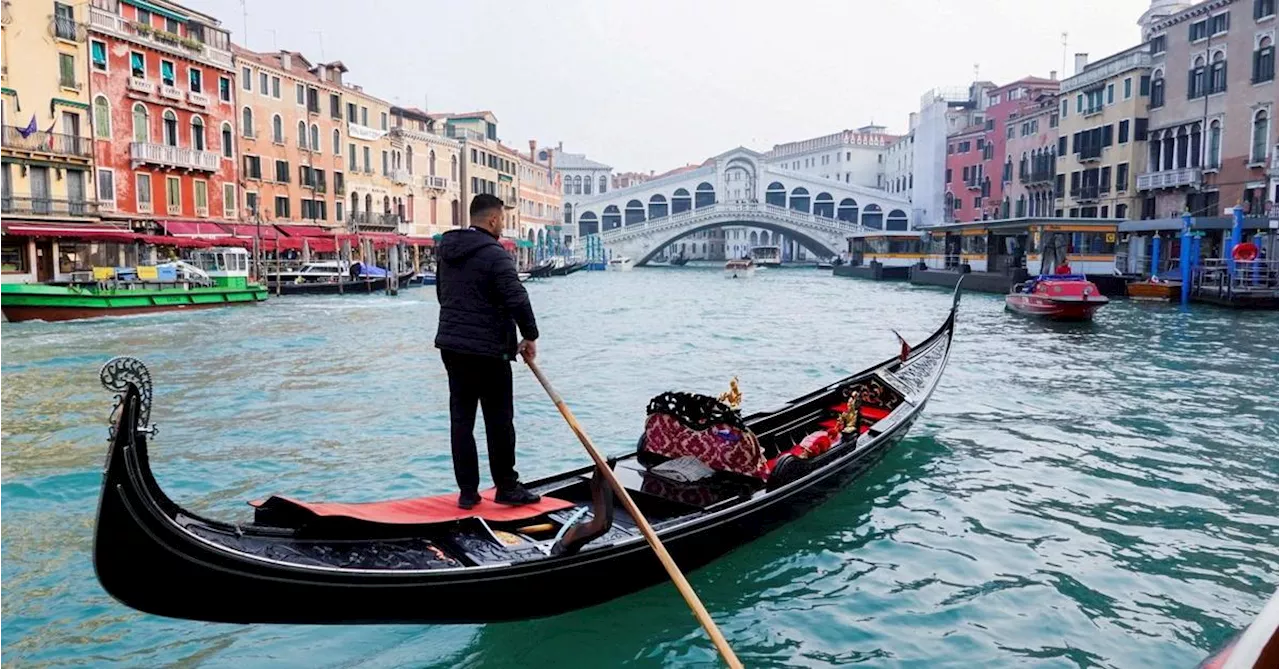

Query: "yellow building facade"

xmin=2 ymin=0 xmax=99 ymax=281
xmin=341 ymin=84 xmax=399 ymax=233
xmin=1055 ymin=45 xmax=1153 ymax=220
xmin=389 ymin=106 xmax=461 ymax=238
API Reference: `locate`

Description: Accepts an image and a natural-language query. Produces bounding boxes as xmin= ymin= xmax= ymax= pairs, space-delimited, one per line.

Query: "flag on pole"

xmin=891 ymin=329 xmax=911 ymax=362
xmin=16 ymin=115 xmax=37 ymax=138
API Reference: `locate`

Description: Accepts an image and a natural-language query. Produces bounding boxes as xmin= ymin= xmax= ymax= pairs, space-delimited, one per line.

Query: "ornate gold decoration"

xmin=718 ymin=377 xmax=742 ymax=410
xmin=835 ymin=396 xmax=861 ymax=434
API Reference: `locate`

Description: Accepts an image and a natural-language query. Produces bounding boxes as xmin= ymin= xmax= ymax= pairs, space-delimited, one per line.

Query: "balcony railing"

xmin=1 ymin=196 xmax=99 ymax=217
xmin=502 ymin=194 xmax=518 ymax=209
xmin=2 ymin=126 xmax=92 ymax=158
xmin=130 ymin=142 xmax=219 ymax=171
xmin=390 ymin=168 xmax=412 ymax=185
xmin=1020 ymin=169 xmax=1056 ymax=185
xmin=1137 ymin=167 xmax=1202 ymax=191
xmin=52 ymin=15 xmax=81 ymax=41
xmin=187 ymin=91 xmax=210 ymax=107
xmin=424 ymin=175 xmax=449 ymax=190
xmin=1075 ymin=184 xmax=1101 ymax=202
xmin=88 ymin=6 xmax=232 ymax=69
xmin=127 ymin=77 xmax=154 ymax=94
xmin=965 ymin=177 xmax=981 ymax=190
xmin=159 ymin=84 xmax=183 ymax=101
xmin=1078 ymin=144 xmax=1102 ymax=161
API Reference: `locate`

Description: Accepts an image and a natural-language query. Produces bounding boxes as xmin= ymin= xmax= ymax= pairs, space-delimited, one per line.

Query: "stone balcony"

xmin=159 ymin=84 xmax=183 ymax=101
xmin=187 ymin=91 xmax=210 ymax=107
xmin=1137 ymin=167 xmax=1202 ymax=191
xmin=89 ymin=6 xmax=233 ymax=70
xmin=127 ymin=77 xmax=154 ymax=94
xmin=424 ymin=175 xmax=449 ymax=190
xmin=130 ymin=142 xmax=219 ymax=172
xmin=390 ymin=169 xmax=412 ymax=185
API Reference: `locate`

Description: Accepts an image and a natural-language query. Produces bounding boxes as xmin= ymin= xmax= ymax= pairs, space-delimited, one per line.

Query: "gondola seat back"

xmin=640 ymin=392 xmax=767 ymax=480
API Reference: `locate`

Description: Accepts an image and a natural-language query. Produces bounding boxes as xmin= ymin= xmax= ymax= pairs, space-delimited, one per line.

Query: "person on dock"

xmin=435 ymin=194 xmax=541 ymax=509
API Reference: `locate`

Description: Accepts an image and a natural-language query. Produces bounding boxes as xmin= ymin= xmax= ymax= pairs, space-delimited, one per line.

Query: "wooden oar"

xmin=525 ymin=358 xmax=744 ymax=669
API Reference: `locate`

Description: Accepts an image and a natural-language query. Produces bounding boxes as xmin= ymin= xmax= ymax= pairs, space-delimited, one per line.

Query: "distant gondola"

xmin=266 ymin=269 xmax=415 ymax=295
xmin=526 ymin=260 xmax=557 ymax=279
xmin=92 ymin=282 xmax=961 ymax=625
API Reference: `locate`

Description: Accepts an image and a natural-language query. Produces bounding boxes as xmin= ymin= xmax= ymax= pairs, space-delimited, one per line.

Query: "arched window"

xmin=93 ymin=96 xmax=111 ymax=138
xmin=765 ymin=181 xmax=786 ymax=207
xmin=886 ymin=209 xmax=909 ymax=231
xmin=837 ymin=198 xmax=859 ymax=223
xmin=1252 ymin=109 xmax=1270 ymax=163
xmin=241 ymin=106 xmax=254 ymax=138
xmin=1208 ymin=119 xmax=1222 ymax=168
xmin=191 ymin=115 xmax=205 ymax=151
xmin=297 ymin=120 xmax=307 ymax=148
xmin=1255 ymin=36 xmax=1276 ymax=85
xmin=862 ymin=203 xmax=883 ymax=229
xmin=429 ymin=150 xmax=436 ymax=176
xmin=624 ymin=199 xmax=645 ymax=225
xmin=574 ymin=175 xmax=583 ymax=195
xmin=133 ymin=103 xmax=149 ymax=143
xmin=813 ymin=192 xmax=834 ymax=218
xmin=584 ymin=175 xmax=593 ymax=195
xmin=694 ymin=182 xmax=715 ymax=208
xmin=221 ymin=122 xmax=233 ymax=159
xmin=333 ymin=128 xmax=341 ymax=155
xmin=788 ymin=186 xmax=810 ymax=213
xmin=1209 ymin=51 xmax=1227 ymax=94
xmin=162 ymin=109 xmax=178 ymax=147
xmin=1151 ymin=69 xmax=1166 ymax=108
xmin=599 ymin=175 xmax=607 ymax=193
xmin=450 ymin=155 xmax=458 ymax=181
xmin=310 ymin=123 xmax=320 ymax=152
xmin=406 ymin=145 xmax=414 ymax=175
xmin=1191 ymin=56 xmax=1207 ymax=98
xmin=602 ymin=204 xmax=622 ymax=230
xmin=672 ymin=188 xmax=692 ymax=214
xmin=271 ymin=114 xmax=283 ymax=143
xmin=648 ymin=194 xmax=668 ymax=219
xmin=563 ymin=177 xmax=572 ymax=194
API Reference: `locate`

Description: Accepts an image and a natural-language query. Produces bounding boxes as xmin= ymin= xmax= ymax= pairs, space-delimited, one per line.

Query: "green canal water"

xmin=2 ymin=267 xmax=1277 ymax=668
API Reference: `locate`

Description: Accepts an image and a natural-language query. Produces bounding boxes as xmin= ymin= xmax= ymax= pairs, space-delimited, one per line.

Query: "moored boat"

xmin=1126 ymin=276 xmax=1181 ymax=301
xmin=1 ymin=247 xmax=266 ymax=323
xmin=91 ymin=282 xmax=961 ymax=624
xmin=725 ymin=258 xmax=755 ymax=279
xmin=669 ymin=255 xmax=690 ymax=267
xmin=750 ymin=245 xmax=782 ymax=268
xmin=607 ymin=256 xmax=634 ymax=271
xmin=1005 ymin=274 xmax=1109 ymax=321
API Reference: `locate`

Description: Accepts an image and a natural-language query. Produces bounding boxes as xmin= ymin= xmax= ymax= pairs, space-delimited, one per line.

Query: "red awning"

xmin=499 ymin=237 xmax=516 ymax=251
xmin=223 ymin=224 xmax=280 ymax=240
xmin=274 ymin=237 xmax=338 ymax=253
xmin=136 ymin=234 xmax=213 ymax=248
xmin=359 ymin=232 xmax=403 ymax=249
xmin=277 ymin=224 xmax=342 ymax=238
xmin=2 ymin=223 xmax=138 ymax=243
xmin=161 ymin=221 xmax=231 ymax=237
xmin=403 ymin=236 xmax=436 ymax=247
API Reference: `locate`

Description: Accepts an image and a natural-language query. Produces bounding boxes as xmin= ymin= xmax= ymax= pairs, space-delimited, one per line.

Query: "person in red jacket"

xmin=1054 ymin=259 xmax=1072 ymax=274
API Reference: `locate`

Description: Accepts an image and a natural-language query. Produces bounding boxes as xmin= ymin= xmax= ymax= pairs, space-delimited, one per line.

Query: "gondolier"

xmin=436 ymin=194 xmax=541 ymax=509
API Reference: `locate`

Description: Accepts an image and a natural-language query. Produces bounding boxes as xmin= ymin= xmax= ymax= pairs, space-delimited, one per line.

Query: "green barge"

xmin=2 ymin=248 xmax=267 ymax=323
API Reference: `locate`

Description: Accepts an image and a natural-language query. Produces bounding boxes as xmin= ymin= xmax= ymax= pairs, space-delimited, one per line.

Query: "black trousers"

xmin=441 ymin=350 xmax=518 ymax=492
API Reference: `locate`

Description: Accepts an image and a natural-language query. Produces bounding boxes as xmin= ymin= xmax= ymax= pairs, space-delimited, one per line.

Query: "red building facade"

xmin=945 ymin=76 xmax=1059 ymax=222
xmin=87 ymin=0 xmax=237 ymax=234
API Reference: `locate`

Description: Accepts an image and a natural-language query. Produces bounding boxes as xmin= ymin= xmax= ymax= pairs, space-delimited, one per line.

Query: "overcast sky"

xmin=187 ymin=0 xmax=1151 ymax=172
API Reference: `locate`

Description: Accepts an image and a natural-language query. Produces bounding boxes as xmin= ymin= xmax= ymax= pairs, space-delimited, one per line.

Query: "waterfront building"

xmin=389 ymin=106 xmax=461 ymax=239
xmin=612 ymin=171 xmax=650 ymax=190
xmin=86 ymin=0 xmax=238 ymax=239
xmin=232 ymin=47 xmax=346 ymax=236
xmin=518 ymin=141 xmax=561 ymax=266
xmin=884 ymin=122 xmax=915 ymax=201
xmin=1138 ymin=0 xmax=1277 ymax=219
xmin=443 ymin=112 xmax=518 ymax=239
xmin=946 ymin=76 xmax=1060 ymax=223
xmin=1003 ymin=91 xmax=1062 ymax=218
xmin=764 ymin=124 xmax=896 ymax=190
xmin=341 ymin=83 xmax=399 ymax=236
xmin=1055 ymin=47 xmax=1152 ymax=220
xmin=1 ymin=0 xmax=99 ymax=282
xmin=914 ymin=82 xmax=995 ymax=226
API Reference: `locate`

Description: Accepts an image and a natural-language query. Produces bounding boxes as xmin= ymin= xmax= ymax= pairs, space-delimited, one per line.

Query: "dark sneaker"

xmin=494 ymin=483 xmax=541 ymax=506
xmin=458 ymin=490 xmax=482 ymax=510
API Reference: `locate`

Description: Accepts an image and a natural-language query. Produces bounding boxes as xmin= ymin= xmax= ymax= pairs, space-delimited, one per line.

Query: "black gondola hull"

xmin=93 ymin=281 xmax=959 ymax=624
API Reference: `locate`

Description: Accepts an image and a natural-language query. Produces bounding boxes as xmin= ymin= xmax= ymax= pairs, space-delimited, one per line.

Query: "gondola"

xmin=92 ymin=281 xmax=961 ymax=625
xmin=548 ymin=260 xmax=587 ymax=277
xmin=526 ymin=260 xmax=556 ymax=279
xmin=266 ymin=269 xmax=415 ymax=296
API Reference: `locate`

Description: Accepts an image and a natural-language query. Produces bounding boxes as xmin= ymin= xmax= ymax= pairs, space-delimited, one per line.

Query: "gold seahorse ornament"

xmin=718 ymin=377 xmax=742 ymax=410
xmin=836 ymin=396 xmax=862 ymax=434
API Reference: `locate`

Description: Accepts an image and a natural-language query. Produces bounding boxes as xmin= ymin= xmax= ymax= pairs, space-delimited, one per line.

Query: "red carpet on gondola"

xmin=250 ymin=489 xmax=574 ymax=525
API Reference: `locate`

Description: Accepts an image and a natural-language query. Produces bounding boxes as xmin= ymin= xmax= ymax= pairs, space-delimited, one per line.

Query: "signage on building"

xmin=348 ymin=123 xmax=386 ymax=141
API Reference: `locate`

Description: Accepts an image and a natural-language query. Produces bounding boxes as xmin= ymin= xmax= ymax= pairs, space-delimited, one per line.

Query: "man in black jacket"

xmin=436 ymin=194 xmax=541 ymax=509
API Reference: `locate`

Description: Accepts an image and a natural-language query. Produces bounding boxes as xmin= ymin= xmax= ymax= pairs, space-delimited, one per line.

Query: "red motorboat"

xmin=1005 ymin=274 xmax=1109 ymax=321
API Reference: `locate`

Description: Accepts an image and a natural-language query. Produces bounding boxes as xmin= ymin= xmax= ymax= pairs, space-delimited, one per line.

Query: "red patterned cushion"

xmin=642 ymin=413 xmax=767 ymax=479
xmin=829 ymin=403 xmax=891 ymax=421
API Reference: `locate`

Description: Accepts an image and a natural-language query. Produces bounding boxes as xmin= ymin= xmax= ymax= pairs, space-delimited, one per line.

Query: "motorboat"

xmin=1005 ymin=274 xmax=1109 ymax=321
xmin=725 ymin=259 xmax=755 ymax=279
xmin=607 ymin=257 xmax=634 ymax=272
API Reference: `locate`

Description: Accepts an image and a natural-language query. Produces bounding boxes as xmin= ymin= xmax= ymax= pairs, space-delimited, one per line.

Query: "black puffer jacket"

xmin=434 ymin=228 xmax=538 ymax=359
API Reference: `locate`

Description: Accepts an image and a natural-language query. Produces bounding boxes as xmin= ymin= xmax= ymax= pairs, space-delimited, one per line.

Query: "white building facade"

xmin=912 ymin=83 xmax=995 ymax=227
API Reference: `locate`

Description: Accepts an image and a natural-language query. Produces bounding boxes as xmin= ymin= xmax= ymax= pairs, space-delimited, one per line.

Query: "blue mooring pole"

xmin=1179 ymin=212 xmax=1193 ymax=306
xmin=1227 ymin=205 xmax=1244 ymax=280
xmin=1150 ymin=235 xmax=1161 ymax=278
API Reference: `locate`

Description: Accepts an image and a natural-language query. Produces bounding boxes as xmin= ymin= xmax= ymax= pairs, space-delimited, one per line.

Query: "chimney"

xmin=1074 ymin=53 xmax=1088 ymax=75
xmin=557 ymin=141 xmax=563 ymax=151
xmin=316 ymin=64 xmax=326 ymax=81
xmin=529 ymin=139 xmax=537 ymax=162
xmin=1049 ymin=69 xmax=1057 ymax=81
xmin=280 ymin=51 xmax=292 ymax=71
